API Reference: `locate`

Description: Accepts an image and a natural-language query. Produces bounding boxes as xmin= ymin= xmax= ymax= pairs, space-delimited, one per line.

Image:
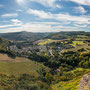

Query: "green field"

xmin=38 ymin=39 xmax=55 ymax=45
xmin=0 ymin=54 xmax=48 ymax=77
xmin=70 ymin=41 xmax=85 ymax=47
xmin=77 ymin=35 xmax=88 ymax=38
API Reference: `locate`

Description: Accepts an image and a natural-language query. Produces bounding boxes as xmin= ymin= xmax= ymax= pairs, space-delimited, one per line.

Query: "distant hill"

xmin=0 ymin=31 xmax=50 ymax=42
xmin=45 ymin=31 xmax=86 ymax=40
xmin=0 ymin=31 xmax=88 ymax=41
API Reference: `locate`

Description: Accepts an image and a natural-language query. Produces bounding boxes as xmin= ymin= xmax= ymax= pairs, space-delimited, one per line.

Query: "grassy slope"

xmin=52 ymin=68 xmax=90 ymax=90
xmin=0 ymin=54 xmax=48 ymax=77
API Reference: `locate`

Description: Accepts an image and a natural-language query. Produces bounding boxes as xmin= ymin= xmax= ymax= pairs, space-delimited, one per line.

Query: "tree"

xmin=45 ymin=73 xmax=53 ymax=85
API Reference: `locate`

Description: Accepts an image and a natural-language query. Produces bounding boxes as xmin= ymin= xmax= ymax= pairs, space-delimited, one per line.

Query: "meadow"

xmin=0 ymin=54 xmax=48 ymax=77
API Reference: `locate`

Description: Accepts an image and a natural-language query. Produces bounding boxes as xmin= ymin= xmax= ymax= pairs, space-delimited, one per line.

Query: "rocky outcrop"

xmin=79 ymin=73 xmax=90 ymax=90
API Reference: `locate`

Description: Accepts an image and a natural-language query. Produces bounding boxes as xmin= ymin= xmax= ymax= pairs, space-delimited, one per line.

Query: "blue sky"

xmin=0 ymin=0 xmax=90 ymax=33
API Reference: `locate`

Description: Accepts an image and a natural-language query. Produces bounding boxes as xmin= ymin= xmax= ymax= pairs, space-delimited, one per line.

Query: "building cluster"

xmin=8 ymin=45 xmax=54 ymax=55
xmin=8 ymin=44 xmax=64 ymax=56
xmin=7 ymin=41 xmax=73 ymax=56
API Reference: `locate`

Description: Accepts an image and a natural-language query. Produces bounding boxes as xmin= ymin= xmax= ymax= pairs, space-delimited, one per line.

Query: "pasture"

xmin=38 ymin=39 xmax=55 ymax=45
xmin=0 ymin=54 xmax=48 ymax=77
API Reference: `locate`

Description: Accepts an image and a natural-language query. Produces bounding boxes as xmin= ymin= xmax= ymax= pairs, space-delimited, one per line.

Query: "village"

xmin=7 ymin=41 xmax=74 ymax=57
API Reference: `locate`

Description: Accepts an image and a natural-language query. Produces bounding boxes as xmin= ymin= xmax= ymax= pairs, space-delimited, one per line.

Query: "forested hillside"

xmin=0 ymin=31 xmax=50 ymax=41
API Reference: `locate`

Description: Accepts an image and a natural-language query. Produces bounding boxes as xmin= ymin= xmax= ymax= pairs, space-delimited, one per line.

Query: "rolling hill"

xmin=0 ymin=31 xmax=88 ymax=42
xmin=0 ymin=31 xmax=50 ymax=42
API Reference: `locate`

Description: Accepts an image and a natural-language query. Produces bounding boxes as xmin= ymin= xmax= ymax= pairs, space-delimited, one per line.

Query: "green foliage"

xmin=52 ymin=68 xmax=90 ymax=90
xmin=28 ymin=50 xmax=90 ymax=70
xmin=78 ymin=48 xmax=85 ymax=52
xmin=0 ymin=49 xmax=16 ymax=58
xmin=0 ymin=73 xmax=49 ymax=90
xmin=0 ymin=37 xmax=9 ymax=50
xmin=45 ymin=73 xmax=53 ymax=85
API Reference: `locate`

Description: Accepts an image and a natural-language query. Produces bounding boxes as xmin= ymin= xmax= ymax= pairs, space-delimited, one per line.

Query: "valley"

xmin=0 ymin=31 xmax=90 ymax=90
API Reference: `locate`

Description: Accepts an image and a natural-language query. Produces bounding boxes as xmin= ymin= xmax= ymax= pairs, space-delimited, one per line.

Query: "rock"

xmin=79 ymin=73 xmax=90 ymax=90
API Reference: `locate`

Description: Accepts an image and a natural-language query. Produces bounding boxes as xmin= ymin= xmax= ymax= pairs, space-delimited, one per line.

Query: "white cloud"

xmin=56 ymin=4 xmax=62 ymax=8
xmin=27 ymin=9 xmax=52 ymax=19
xmin=74 ymin=24 xmax=87 ymax=28
xmin=0 ymin=22 xmax=82 ymax=33
xmin=11 ymin=19 xmax=22 ymax=25
xmin=0 ymin=24 xmax=21 ymax=29
xmin=16 ymin=9 xmax=23 ymax=12
xmin=1 ymin=13 xmax=18 ymax=18
xmin=16 ymin=0 xmax=62 ymax=8
xmin=27 ymin=9 xmax=89 ymax=24
xmin=30 ymin=0 xmax=58 ymax=8
xmin=74 ymin=6 xmax=87 ymax=14
xmin=70 ymin=0 xmax=90 ymax=6
xmin=0 ymin=19 xmax=22 ymax=29
xmin=16 ymin=0 xmax=26 ymax=6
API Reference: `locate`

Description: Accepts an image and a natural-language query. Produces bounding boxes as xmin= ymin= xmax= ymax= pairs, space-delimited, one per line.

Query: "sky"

xmin=0 ymin=0 xmax=90 ymax=33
